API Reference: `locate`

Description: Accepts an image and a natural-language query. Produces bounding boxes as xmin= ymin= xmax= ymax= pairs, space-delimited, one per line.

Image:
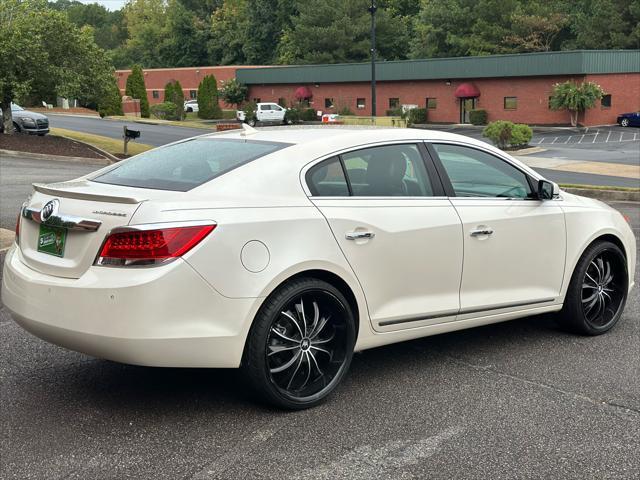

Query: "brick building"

xmin=116 ymin=50 xmax=639 ymax=126
xmin=236 ymin=50 xmax=639 ymax=126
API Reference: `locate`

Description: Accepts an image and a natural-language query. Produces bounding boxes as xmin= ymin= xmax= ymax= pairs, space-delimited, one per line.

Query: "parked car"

xmin=237 ymin=102 xmax=289 ymax=126
xmin=617 ymin=111 xmax=640 ymax=127
xmin=184 ymin=99 xmax=198 ymax=113
xmin=2 ymin=128 xmax=635 ymax=409
xmin=0 ymin=103 xmax=49 ymax=135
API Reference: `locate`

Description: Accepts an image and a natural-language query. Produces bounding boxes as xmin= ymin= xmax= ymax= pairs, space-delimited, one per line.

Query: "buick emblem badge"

xmin=41 ymin=199 xmax=59 ymax=222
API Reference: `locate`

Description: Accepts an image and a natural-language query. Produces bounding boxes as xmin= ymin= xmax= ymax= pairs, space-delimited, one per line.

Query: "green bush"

xmin=404 ymin=107 xmax=427 ymax=125
xmin=338 ymin=106 xmax=354 ymax=116
xmin=242 ymin=101 xmax=257 ymax=123
xmin=163 ymin=80 xmax=185 ymax=120
xmin=125 ymin=64 xmax=150 ymax=118
xmin=220 ymin=78 xmax=248 ymax=109
xmin=469 ymin=109 xmax=487 ymax=125
xmin=386 ymin=107 xmax=403 ymax=117
xmin=301 ymin=108 xmax=317 ymax=121
xmin=510 ymin=123 xmax=533 ymax=147
xmin=483 ymin=120 xmax=532 ymax=149
xmin=97 ymin=78 xmax=123 ymax=118
xmin=150 ymin=102 xmax=177 ymax=120
xmin=284 ymin=107 xmax=301 ymax=124
xmin=197 ymin=74 xmax=222 ymax=119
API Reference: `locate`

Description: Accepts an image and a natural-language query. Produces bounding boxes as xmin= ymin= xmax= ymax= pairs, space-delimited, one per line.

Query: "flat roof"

xmin=236 ymin=50 xmax=640 ymax=85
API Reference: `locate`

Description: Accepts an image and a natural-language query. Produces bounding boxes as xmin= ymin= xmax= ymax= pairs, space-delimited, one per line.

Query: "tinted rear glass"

xmin=92 ymin=138 xmax=289 ymax=191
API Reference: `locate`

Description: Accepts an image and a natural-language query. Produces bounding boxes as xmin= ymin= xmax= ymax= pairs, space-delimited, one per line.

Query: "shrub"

xmin=150 ymin=102 xmax=177 ymax=120
xmin=97 ymin=78 xmax=123 ymax=118
xmin=301 ymin=108 xmax=317 ymax=121
xmin=221 ymin=78 xmax=248 ymax=109
xmin=125 ymin=64 xmax=149 ymax=118
xmin=284 ymin=107 xmax=301 ymax=124
xmin=163 ymin=80 xmax=185 ymax=120
xmin=197 ymin=74 xmax=222 ymax=119
xmin=386 ymin=107 xmax=403 ymax=116
xmin=510 ymin=123 xmax=533 ymax=147
xmin=338 ymin=106 xmax=354 ymax=116
xmin=469 ymin=109 xmax=487 ymax=125
xmin=242 ymin=101 xmax=257 ymax=123
xmin=483 ymin=120 xmax=532 ymax=149
xmin=404 ymin=107 xmax=427 ymax=125
xmin=549 ymin=80 xmax=604 ymax=126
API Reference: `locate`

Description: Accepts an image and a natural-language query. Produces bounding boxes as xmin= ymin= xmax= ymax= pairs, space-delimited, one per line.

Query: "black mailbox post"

xmin=123 ymin=126 xmax=141 ymax=155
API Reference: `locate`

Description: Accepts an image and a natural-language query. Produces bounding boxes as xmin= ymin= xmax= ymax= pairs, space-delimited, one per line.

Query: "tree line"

xmin=50 ymin=0 xmax=639 ymax=69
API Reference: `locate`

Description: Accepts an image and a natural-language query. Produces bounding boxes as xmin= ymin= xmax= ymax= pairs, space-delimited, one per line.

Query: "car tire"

xmin=559 ymin=240 xmax=628 ymax=335
xmin=243 ymin=277 xmax=356 ymax=409
xmin=13 ymin=122 xmax=21 ymax=133
xmin=620 ymin=118 xmax=630 ymax=127
xmin=247 ymin=118 xmax=257 ymax=127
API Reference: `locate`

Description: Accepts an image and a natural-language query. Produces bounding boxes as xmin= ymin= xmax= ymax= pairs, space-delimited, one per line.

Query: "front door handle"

xmin=470 ymin=228 xmax=494 ymax=237
xmin=345 ymin=231 xmax=375 ymax=240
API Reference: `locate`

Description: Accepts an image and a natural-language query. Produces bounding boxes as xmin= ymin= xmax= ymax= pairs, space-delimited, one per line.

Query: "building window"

xmin=601 ymin=94 xmax=611 ymax=108
xmin=278 ymin=97 xmax=286 ymax=107
xmin=190 ymin=90 xmax=197 ymax=99
xmin=252 ymin=97 xmax=261 ymax=103
xmin=357 ymin=98 xmax=366 ymax=109
xmin=548 ymin=96 xmax=553 ymax=109
xmin=152 ymin=90 xmax=159 ymax=99
xmin=504 ymin=96 xmax=517 ymax=110
xmin=325 ymin=98 xmax=334 ymax=109
xmin=389 ymin=98 xmax=400 ymax=109
xmin=426 ymin=98 xmax=437 ymax=109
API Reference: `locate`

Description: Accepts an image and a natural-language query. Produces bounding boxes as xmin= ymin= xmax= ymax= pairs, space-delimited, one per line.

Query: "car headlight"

xmin=19 ymin=117 xmax=36 ymax=125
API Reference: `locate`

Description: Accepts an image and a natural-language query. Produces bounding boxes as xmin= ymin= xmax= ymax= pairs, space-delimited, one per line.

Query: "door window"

xmin=433 ymin=144 xmax=533 ymax=198
xmin=259 ymin=104 xmax=271 ymax=111
xmin=342 ymin=144 xmax=433 ymax=196
xmin=306 ymin=157 xmax=349 ymax=196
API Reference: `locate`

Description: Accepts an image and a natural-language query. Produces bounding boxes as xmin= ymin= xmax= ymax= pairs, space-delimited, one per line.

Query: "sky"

xmin=77 ymin=0 xmax=127 ymax=11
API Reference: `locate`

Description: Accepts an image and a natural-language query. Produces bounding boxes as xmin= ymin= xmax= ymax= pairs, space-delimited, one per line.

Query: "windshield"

xmin=11 ymin=104 xmax=24 ymax=111
xmin=92 ymin=137 xmax=290 ymax=191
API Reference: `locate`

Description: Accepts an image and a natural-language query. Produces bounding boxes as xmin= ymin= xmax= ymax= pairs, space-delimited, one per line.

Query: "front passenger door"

xmin=430 ymin=142 xmax=566 ymax=316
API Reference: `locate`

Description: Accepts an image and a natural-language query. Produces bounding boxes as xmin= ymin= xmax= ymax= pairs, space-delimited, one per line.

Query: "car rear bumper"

xmin=1 ymin=246 xmax=259 ymax=368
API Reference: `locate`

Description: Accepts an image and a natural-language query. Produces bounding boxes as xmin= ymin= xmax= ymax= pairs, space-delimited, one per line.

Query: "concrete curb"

xmin=562 ymin=187 xmax=640 ymax=202
xmin=0 ymin=149 xmax=111 ymax=166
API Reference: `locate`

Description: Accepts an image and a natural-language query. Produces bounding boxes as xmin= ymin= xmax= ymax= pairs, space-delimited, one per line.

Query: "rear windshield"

xmin=92 ymin=138 xmax=289 ymax=191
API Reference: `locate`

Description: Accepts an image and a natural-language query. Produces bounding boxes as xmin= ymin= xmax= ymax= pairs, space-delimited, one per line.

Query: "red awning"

xmin=294 ymin=86 xmax=313 ymax=100
xmin=454 ymin=83 xmax=481 ymax=98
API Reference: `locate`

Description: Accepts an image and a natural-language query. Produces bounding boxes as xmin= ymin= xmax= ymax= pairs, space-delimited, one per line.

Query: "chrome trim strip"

xmin=377 ymin=298 xmax=556 ymax=327
xmin=22 ymin=206 xmax=102 ymax=232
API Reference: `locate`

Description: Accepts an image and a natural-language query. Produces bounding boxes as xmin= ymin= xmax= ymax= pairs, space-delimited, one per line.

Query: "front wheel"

xmin=560 ymin=241 xmax=628 ymax=335
xmin=620 ymin=118 xmax=630 ymax=127
xmin=243 ymin=278 xmax=356 ymax=409
xmin=247 ymin=118 xmax=257 ymax=127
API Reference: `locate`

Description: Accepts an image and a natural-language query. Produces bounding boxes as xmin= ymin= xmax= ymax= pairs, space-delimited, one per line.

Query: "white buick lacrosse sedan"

xmin=2 ymin=127 xmax=635 ymax=409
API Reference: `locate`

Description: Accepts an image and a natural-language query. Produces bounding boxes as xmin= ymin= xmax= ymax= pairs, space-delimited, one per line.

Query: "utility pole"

xmin=369 ymin=0 xmax=377 ymax=117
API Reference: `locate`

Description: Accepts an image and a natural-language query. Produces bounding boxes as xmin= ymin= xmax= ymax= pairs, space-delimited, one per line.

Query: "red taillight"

xmin=96 ymin=224 xmax=215 ymax=266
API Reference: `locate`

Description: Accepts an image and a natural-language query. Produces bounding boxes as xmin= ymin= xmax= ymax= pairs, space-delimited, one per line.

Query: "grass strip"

xmin=50 ymin=127 xmax=153 ymax=156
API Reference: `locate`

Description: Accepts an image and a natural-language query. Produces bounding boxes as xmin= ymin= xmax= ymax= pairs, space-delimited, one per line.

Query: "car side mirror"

xmin=537 ymin=179 xmax=558 ymax=200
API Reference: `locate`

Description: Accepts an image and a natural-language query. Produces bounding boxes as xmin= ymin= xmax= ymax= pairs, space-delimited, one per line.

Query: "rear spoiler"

xmin=33 ymin=182 xmax=145 ymax=204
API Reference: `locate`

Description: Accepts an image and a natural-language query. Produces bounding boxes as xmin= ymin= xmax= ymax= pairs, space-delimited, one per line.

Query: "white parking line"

xmin=551 ymin=137 xmax=558 ymax=144
xmin=620 ymin=132 xmax=624 ymax=142
xmin=592 ymin=132 xmax=598 ymax=143
xmin=579 ymin=134 xmax=585 ymax=143
xmin=606 ymin=131 xmax=612 ymax=143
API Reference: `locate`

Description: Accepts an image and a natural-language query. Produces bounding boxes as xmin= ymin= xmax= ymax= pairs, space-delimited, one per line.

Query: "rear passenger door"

xmin=306 ymin=143 xmax=464 ymax=332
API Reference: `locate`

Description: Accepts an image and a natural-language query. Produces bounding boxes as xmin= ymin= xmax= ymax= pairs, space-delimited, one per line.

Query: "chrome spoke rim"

xmin=581 ymin=252 xmax=625 ymax=328
xmin=266 ymin=290 xmax=349 ymax=400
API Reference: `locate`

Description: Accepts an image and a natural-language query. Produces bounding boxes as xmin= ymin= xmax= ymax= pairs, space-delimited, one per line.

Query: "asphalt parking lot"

xmin=1 ymin=159 xmax=638 ymax=478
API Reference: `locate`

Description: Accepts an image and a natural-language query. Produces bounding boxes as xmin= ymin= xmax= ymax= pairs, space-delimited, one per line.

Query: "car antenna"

xmin=240 ymin=123 xmax=258 ymax=136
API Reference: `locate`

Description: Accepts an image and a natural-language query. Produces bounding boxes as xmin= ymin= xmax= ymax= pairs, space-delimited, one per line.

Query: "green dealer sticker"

xmin=37 ymin=224 xmax=67 ymax=258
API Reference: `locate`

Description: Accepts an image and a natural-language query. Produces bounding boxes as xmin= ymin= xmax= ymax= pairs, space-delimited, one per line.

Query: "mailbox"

xmin=124 ymin=127 xmax=140 ymax=139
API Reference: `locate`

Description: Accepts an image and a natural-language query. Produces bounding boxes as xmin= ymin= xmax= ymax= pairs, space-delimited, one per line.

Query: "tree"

xmin=98 ymin=77 xmax=124 ymax=117
xmin=279 ymin=0 xmax=410 ymax=64
xmin=208 ymin=0 xmax=250 ymax=65
xmin=158 ymin=0 xmax=210 ymax=67
xmin=504 ymin=12 xmax=568 ymax=52
xmin=221 ymin=78 xmax=248 ymax=108
xmin=163 ymin=79 xmax=185 ymax=119
xmin=566 ymin=0 xmax=640 ymax=50
xmin=125 ymin=64 xmax=150 ymax=118
xmin=549 ymin=81 xmax=604 ymax=126
xmin=197 ymin=75 xmax=222 ymax=119
xmin=1 ymin=0 xmax=116 ymax=134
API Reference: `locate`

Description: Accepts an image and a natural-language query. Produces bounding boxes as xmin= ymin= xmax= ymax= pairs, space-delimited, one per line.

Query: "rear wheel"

xmin=247 ymin=118 xmax=257 ymax=127
xmin=560 ymin=241 xmax=628 ymax=335
xmin=244 ymin=278 xmax=355 ymax=409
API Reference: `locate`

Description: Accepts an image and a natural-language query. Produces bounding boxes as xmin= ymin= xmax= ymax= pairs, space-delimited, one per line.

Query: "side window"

xmin=306 ymin=157 xmax=349 ymax=196
xmin=433 ymin=144 xmax=533 ymax=198
xmin=259 ymin=104 xmax=271 ymax=111
xmin=342 ymin=144 xmax=433 ymax=197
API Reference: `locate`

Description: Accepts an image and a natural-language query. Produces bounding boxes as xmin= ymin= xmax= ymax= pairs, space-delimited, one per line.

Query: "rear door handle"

xmin=470 ymin=228 xmax=494 ymax=237
xmin=345 ymin=231 xmax=375 ymax=240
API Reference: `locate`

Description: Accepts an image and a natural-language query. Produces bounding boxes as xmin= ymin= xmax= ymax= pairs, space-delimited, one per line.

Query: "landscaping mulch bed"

xmin=0 ymin=133 xmax=105 ymax=159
